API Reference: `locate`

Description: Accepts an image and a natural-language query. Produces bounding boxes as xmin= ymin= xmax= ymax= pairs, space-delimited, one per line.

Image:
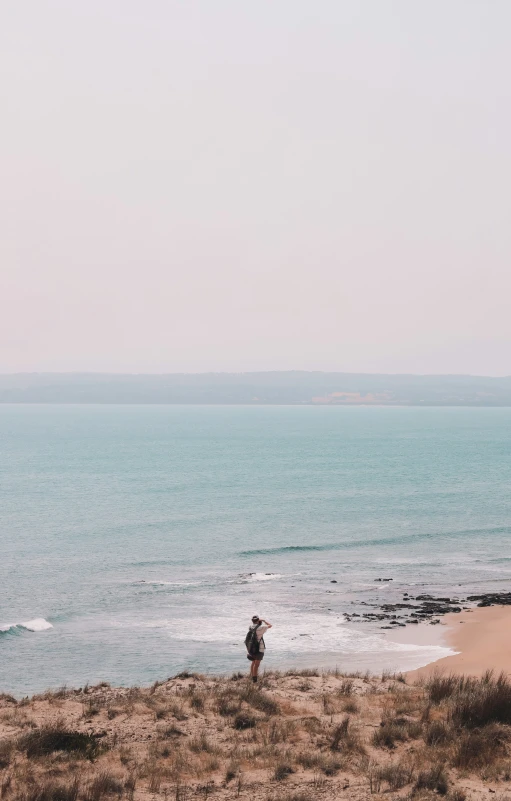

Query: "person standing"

xmin=245 ymin=615 xmax=272 ymax=682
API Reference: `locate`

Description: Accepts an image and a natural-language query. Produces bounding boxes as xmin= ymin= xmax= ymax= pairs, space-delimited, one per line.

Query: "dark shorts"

xmin=247 ymin=652 xmax=264 ymax=661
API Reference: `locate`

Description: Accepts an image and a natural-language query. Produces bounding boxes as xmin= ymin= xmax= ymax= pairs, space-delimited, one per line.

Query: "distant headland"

xmin=1 ymin=371 xmax=511 ymax=405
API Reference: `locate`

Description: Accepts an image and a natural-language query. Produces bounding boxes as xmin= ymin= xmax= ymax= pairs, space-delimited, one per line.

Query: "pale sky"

xmin=1 ymin=1 xmax=510 ymax=375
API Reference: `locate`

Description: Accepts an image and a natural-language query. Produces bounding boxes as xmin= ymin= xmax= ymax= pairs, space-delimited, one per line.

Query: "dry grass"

xmin=296 ymin=751 xmax=342 ymax=775
xmin=414 ymin=763 xmax=449 ymax=795
xmin=330 ymin=715 xmax=365 ymax=754
xmin=273 ymin=761 xmax=295 ymax=781
xmin=16 ymin=778 xmax=81 ymax=801
xmin=372 ymin=714 xmax=422 ymax=748
xmin=452 ymin=724 xmax=509 ymax=769
xmin=450 ymin=672 xmax=511 ymax=728
xmin=0 ymin=670 xmax=508 ymax=800
xmin=233 ymin=713 xmax=256 ymax=731
xmin=367 ymin=758 xmax=415 ymax=792
xmin=0 ymin=738 xmax=13 ymax=769
xmin=18 ymin=726 xmax=102 ymax=760
xmin=83 ymin=771 xmax=124 ymax=801
xmin=425 ymin=670 xmax=511 ymax=727
xmin=337 ymin=678 xmax=355 ymax=696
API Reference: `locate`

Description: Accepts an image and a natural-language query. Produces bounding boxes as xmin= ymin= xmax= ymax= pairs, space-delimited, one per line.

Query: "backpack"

xmin=245 ymin=623 xmax=261 ymax=657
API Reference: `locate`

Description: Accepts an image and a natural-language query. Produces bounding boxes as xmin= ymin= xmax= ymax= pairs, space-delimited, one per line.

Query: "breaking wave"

xmin=239 ymin=525 xmax=511 ymax=557
xmin=240 ymin=544 xmax=338 ymax=556
xmin=0 ymin=618 xmax=53 ymax=636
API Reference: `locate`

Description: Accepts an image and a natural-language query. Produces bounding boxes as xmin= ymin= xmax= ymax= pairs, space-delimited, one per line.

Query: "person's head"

xmin=251 ymin=615 xmax=260 ymax=624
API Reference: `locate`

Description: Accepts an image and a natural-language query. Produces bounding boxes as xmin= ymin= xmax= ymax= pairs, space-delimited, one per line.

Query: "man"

xmin=246 ymin=615 xmax=272 ymax=682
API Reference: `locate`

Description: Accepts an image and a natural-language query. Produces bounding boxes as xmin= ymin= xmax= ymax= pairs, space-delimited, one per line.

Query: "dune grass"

xmin=0 ymin=669 xmax=507 ymax=800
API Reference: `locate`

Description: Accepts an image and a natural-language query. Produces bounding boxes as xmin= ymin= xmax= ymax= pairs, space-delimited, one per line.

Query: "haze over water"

xmin=2 ymin=404 xmax=511 ymax=696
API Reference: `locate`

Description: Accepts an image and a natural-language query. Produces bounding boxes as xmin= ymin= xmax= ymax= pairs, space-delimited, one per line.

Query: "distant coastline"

xmin=1 ymin=371 xmax=511 ymax=405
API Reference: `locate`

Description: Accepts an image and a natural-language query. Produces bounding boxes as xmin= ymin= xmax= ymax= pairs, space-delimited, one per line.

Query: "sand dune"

xmin=1 ymin=664 xmax=508 ymax=800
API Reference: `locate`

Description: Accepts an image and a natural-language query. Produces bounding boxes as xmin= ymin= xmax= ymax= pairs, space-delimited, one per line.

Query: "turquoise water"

xmin=1 ymin=405 xmax=511 ymax=696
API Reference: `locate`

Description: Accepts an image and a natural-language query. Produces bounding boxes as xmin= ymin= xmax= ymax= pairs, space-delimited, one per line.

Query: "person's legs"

xmin=252 ymin=659 xmax=261 ymax=682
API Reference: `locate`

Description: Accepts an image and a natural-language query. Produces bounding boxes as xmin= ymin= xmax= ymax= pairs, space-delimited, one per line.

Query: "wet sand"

xmin=401 ymin=605 xmax=511 ymax=681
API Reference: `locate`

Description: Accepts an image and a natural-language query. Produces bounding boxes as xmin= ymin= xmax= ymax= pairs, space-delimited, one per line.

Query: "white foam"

xmin=142 ymin=581 xmax=197 ymax=586
xmin=110 ymin=619 xmax=172 ymax=630
xmin=241 ymin=573 xmax=284 ymax=582
xmin=20 ymin=618 xmax=53 ymax=632
xmin=142 ymin=602 xmax=456 ymax=673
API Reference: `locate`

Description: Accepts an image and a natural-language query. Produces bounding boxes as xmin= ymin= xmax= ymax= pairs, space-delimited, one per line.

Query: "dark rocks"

xmin=415 ymin=595 xmax=455 ymax=603
xmin=349 ymin=592 xmax=484 ymax=630
xmin=467 ymin=592 xmax=511 ymax=607
xmin=347 ymin=589 xmax=511 ymax=633
xmin=467 ymin=592 xmax=511 ymax=606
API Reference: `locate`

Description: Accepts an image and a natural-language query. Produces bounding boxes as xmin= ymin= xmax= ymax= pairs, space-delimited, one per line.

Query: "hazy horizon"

xmin=1 ymin=369 xmax=511 ymax=379
xmin=2 ymin=1 xmax=511 ymax=376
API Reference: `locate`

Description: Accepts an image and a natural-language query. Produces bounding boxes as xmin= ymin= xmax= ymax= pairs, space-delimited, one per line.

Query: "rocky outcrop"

xmin=345 ymin=590 xmax=511 ymax=629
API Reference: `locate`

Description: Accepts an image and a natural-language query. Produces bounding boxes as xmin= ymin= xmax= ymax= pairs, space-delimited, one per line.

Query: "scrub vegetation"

xmin=0 ymin=669 xmax=509 ymax=800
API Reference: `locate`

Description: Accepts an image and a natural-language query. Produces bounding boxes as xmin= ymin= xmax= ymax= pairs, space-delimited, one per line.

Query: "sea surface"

xmin=1 ymin=405 xmax=511 ymax=697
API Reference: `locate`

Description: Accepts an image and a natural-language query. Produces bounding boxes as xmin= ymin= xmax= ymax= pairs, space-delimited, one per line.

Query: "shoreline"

xmin=3 ymin=605 xmax=511 ymax=699
xmin=400 ymin=604 xmax=511 ymax=680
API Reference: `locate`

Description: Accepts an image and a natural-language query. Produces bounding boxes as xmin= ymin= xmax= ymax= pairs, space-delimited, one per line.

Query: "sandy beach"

xmin=404 ymin=604 xmax=511 ymax=681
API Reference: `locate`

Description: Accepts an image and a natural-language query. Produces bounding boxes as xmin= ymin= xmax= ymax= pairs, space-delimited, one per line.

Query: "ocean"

xmin=1 ymin=404 xmax=511 ymax=697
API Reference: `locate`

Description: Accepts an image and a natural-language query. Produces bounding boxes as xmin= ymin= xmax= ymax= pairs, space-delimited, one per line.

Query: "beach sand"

xmin=401 ymin=604 xmax=511 ymax=681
